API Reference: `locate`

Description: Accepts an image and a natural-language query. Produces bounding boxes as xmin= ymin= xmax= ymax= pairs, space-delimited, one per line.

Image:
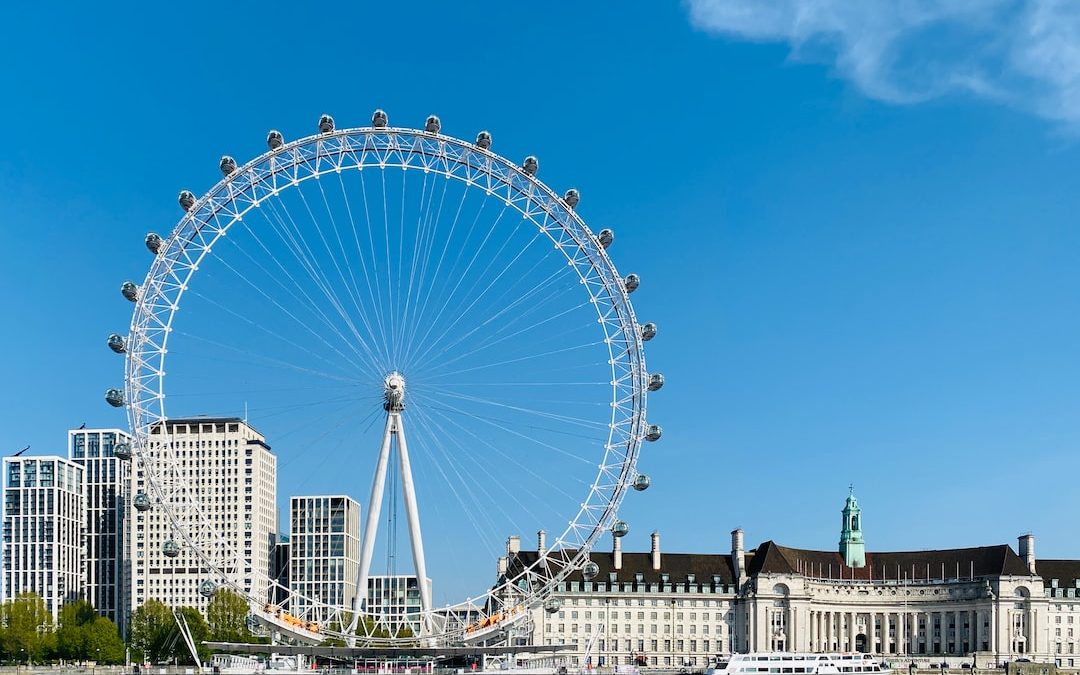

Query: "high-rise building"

xmin=68 ymin=427 xmax=131 ymax=630
xmin=130 ymin=417 xmax=276 ymax=613
xmin=366 ymin=574 xmax=432 ymax=636
xmin=2 ymin=455 xmax=85 ymax=622
xmin=288 ymin=495 xmax=361 ymax=622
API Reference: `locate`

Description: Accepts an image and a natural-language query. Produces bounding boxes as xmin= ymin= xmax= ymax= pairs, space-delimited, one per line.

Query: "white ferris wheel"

xmin=105 ymin=110 xmax=664 ymax=646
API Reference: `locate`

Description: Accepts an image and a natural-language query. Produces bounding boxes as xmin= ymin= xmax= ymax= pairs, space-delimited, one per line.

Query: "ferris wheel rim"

xmin=121 ymin=120 xmax=652 ymax=643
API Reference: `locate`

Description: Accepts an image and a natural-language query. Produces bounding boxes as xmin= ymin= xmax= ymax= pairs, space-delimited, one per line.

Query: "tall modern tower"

xmin=129 ymin=417 xmax=276 ymax=613
xmin=2 ymin=455 xmax=85 ymax=622
xmin=839 ymin=487 xmax=866 ymax=568
xmin=289 ymin=495 xmax=361 ymax=622
xmin=69 ymin=427 xmax=131 ymax=630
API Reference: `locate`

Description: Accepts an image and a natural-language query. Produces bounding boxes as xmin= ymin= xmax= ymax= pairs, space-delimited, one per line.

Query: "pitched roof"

xmin=1036 ymin=560 xmax=1080 ymax=589
xmin=750 ymin=541 xmax=1033 ymax=580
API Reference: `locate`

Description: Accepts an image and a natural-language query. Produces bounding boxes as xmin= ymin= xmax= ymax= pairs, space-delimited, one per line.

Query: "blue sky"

xmin=2 ymin=1 xmax=1080 ymax=602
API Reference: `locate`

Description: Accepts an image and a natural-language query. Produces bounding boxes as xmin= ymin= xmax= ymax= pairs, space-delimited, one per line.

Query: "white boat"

xmin=707 ymin=653 xmax=891 ymax=675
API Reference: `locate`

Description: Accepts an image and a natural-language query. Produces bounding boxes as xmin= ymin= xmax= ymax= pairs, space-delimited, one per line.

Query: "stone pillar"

xmin=849 ymin=611 xmax=855 ymax=652
xmin=825 ymin=611 xmax=832 ymax=651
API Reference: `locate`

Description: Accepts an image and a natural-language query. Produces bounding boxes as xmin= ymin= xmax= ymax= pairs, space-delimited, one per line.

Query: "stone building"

xmin=502 ymin=491 xmax=1080 ymax=669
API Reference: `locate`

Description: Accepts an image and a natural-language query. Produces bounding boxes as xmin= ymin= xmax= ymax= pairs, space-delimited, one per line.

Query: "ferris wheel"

xmin=105 ymin=110 xmax=664 ymax=646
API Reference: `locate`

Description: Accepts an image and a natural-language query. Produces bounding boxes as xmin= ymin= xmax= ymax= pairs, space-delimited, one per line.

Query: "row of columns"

xmin=806 ymin=608 xmax=992 ymax=655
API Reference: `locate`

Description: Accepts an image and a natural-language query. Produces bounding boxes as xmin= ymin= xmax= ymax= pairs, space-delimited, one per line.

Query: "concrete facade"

xmin=2 ymin=455 xmax=85 ymax=622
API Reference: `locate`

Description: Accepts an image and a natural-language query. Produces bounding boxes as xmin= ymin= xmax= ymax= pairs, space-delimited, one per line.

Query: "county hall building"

xmin=501 ymin=491 xmax=1080 ymax=670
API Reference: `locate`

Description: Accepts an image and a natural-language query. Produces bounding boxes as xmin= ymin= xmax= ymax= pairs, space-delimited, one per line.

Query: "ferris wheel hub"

xmin=384 ymin=371 xmax=406 ymax=411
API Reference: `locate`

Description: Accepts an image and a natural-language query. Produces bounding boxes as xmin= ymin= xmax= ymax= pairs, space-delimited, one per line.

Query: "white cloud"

xmin=686 ymin=0 xmax=1080 ymax=128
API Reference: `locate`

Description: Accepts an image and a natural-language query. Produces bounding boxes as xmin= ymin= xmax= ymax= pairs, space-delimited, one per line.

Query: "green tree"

xmin=175 ymin=607 xmax=211 ymax=665
xmin=0 ymin=593 xmax=54 ymax=664
xmin=206 ymin=588 xmax=252 ymax=643
xmin=84 ymin=618 xmax=125 ymax=665
xmin=128 ymin=599 xmax=174 ymax=664
xmin=55 ymin=598 xmax=97 ymax=662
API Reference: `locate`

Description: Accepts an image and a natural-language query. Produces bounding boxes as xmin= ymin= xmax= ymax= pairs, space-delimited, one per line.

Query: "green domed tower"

xmin=839 ymin=486 xmax=866 ymax=568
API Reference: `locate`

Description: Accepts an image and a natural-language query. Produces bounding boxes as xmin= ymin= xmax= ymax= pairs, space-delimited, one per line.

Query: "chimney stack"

xmin=537 ymin=529 xmax=547 ymax=557
xmin=497 ymin=556 xmax=508 ymax=576
xmin=507 ymin=535 xmax=521 ymax=555
xmin=614 ymin=533 xmax=623 ymax=570
xmin=732 ymin=528 xmax=746 ymax=586
xmin=650 ymin=531 xmax=661 ymax=570
xmin=1018 ymin=533 xmax=1036 ymax=574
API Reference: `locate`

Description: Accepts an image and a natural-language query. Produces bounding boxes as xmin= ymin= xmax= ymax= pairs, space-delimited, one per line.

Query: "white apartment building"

xmin=288 ymin=495 xmax=361 ymax=622
xmin=130 ymin=417 xmax=276 ymax=615
xmin=68 ymin=427 xmax=131 ymax=630
xmin=503 ymin=492 xmax=1080 ymax=670
xmin=367 ymin=574 xmax=432 ymax=637
xmin=2 ymin=455 xmax=85 ymax=621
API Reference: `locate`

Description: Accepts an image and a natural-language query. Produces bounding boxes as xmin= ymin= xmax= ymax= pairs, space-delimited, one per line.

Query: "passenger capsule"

xmin=120 ymin=281 xmax=139 ymax=303
xmin=104 ymin=388 xmax=125 ymax=408
xmin=624 ymin=274 xmax=640 ymax=294
xmin=178 ymin=190 xmax=196 ymax=212
xmin=597 ymin=229 xmax=614 ymax=249
xmin=219 ymin=155 xmax=237 ymax=176
xmin=318 ymin=114 xmax=335 ymax=134
xmin=425 ymin=115 xmax=441 ymax=133
xmin=582 ymin=561 xmax=600 ymax=581
xmin=145 ymin=232 xmax=163 ymax=254
xmin=544 ymin=597 xmax=562 ymax=614
xmin=644 ymin=424 xmax=662 ymax=442
xmin=633 ymin=474 xmax=651 ymax=491
xmin=476 ymin=131 xmax=492 ymax=149
xmin=564 ymin=189 xmax=580 ymax=209
xmin=640 ymin=322 xmax=657 ymax=341
xmin=372 ymin=109 xmax=389 ymax=128
xmin=133 ymin=491 xmax=152 ymax=512
xmin=522 ymin=156 xmax=538 ymax=176
xmin=113 ymin=442 xmax=132 ymax=461
xmin=163 ymin=539 xmax=181 ymax=558
xmin=199 ymin=580 xmax=217 ymax=598
xmin=267 ymin=130 xmax=284 ymax=150
xmin=612 ymin=520 xmax=630 ymax=538
xmin=107 ymin=334 xmax=126 ymax=354
xmin=647 ymin=373 xmax=665 ymax=392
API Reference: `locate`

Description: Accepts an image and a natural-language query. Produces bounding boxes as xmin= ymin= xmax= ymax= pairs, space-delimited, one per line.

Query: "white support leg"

xmin=347 ymin=412 xmax=395 ymax=636
xmin=394 ymin=413 xmax=432 ymax=635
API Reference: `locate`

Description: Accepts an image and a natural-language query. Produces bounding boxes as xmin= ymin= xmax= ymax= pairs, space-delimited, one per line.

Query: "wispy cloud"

xmin=686 ymin=0 xmax=1080 ymax=129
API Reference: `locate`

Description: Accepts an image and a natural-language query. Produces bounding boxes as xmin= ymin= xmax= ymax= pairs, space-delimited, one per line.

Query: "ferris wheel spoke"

xmin=409 ymin=407 xmax=556 ymax=559
xmin=222 ymin=219 xmax=379 ymax=377
xmin=403 ymin=204 xmax=511 ymax=366
xmin=407 ymin=407 xmax=506 ymax=556
xmin=413 ymin=402 xmax=584 ymax=505
xmin=200 ymin=244 xmax=374 ymax=376
xmin=416 ymin=386 xmax=610 ymax=432
xmin=407 ymin=224 xmax=539 ymax=369
xmin=410 ymin=391 xmax=597 ymax=466
xmin=402 ymin=192 xmax=492 ymax=363
xmin=291 ymin=184 xmax=392 ymax=372
xmin=424 ymin=340 xmax=607 ymax=380
xmin=186 ymin=288 xmax=370 ymax=377
xmin=311 ymin=175 xmax=391 ymax=371
xmin=412 ymin=263 xmax=585 ymax=375
xmin=173 ymin=331 xmax=359 ymax=385
xmin=380 ymin=170 xmax=398 ymax=362
xmin=248 ymin=199 xmax=380 ymax=369
xmin=347 ymin=168 xmax=395 ymax=363
xmin=399 ymin=173 xmax=455 ymax=367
